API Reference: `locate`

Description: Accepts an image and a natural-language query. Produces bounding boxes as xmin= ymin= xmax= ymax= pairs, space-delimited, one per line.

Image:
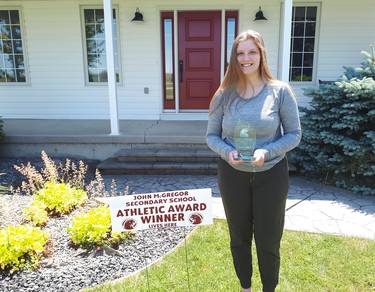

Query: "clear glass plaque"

xmin=233 ymin=120 xmax=256 ymax=162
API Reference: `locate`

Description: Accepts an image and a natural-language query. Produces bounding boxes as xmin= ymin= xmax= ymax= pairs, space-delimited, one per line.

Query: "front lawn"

xmin=84 ymin=219 xmax=375 ymax=291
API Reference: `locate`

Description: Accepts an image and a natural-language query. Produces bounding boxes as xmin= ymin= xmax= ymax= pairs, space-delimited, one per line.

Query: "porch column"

xmin=103 ymin=0 xmax=119 ymax=135
xmin=279 ymin=0 xmax=293 ymax=82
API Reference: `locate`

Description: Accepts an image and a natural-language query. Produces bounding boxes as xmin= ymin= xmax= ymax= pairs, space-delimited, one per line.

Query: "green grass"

xmin=83 ymin=219 xmax=375 ymax=292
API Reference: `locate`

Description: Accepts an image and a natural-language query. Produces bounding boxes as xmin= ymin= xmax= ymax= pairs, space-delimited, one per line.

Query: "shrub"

xmin=13 ymin=151 xmax=128 ymax=198
xmin=291 ymin=45 xmax=375 ymax=195
xmin=22 ymin=200 xmax=49 ymax=227
xmin=13 ymin=151 xmax=88 ymax=196
xmin=68 ymin=205 xmax=131 ymax=249
xmin=22 ymin=181 xmax=89 ymax=229
xmin=33 ymin=181 xmax=87 ymax=216
xmin=2 ymin=153 xmax=132 ymax=273
xmin=0 ymin=225 xmax=50 ymax=273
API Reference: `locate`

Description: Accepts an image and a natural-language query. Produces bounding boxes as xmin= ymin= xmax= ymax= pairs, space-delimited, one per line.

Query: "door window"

xmin=161 ymin=12 xmax=175 ymax=109
xmin=225 ymin=11 xmax=238 ymax=71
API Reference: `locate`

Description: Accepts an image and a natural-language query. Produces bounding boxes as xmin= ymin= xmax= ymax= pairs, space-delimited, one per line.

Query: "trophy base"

xmin=234 ymin=155 xmax=254 ymax=162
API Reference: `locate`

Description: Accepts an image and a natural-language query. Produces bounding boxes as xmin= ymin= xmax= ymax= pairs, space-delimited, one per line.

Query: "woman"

xmin=206 ymin=30 xmax=302 ymax=292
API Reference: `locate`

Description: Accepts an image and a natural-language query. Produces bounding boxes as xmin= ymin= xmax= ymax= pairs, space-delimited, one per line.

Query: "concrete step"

xmin=97 ymin=148 xmax=220 ymax=175
xmin=97 ymin=147 xmax=296 ymax=175
xmin=115 ymin=148 xmax=218 ymax=162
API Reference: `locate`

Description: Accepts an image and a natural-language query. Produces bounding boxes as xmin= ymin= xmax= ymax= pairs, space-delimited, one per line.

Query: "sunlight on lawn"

xmin=83 ymin=219 xmax=375 ymax=292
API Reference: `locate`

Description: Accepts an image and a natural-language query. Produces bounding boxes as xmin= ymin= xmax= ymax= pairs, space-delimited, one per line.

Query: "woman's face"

xmin=236 ymin=39 xmax=261 ymax=77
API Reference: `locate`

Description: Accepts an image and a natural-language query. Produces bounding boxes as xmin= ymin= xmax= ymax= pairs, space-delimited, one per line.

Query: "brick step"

xmin=97 ymin=148 xmax=220 ymax=175
xmin=115 ymin=148 xmax=218 ymax=162
xmin=97 ymin=148 xmax=296 ymax=175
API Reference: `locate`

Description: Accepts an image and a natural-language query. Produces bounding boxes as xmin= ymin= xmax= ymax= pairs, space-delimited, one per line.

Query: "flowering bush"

xmin=34 ymin=182 xmax=87 ymax=216
xmin=68 ymin=205 xmax=131 ymax=249
xmin=0 ymin=225 xmax=50 ymax=273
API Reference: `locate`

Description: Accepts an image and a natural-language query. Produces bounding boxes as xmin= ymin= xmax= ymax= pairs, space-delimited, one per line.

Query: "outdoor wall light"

xmin=254 ymin=6 xmax=267 ymax=21
xmin=131 ymin=7 xmax=144 ymax=22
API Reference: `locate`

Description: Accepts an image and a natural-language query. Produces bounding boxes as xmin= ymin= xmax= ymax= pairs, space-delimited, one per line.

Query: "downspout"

xmin=279 ymin=0 xmax=293 ymax=82
xmin=103 ymin=0 xmax=120 ymax=135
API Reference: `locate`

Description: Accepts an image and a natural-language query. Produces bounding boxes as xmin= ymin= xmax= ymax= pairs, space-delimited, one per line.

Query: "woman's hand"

xmin=229 ymin=149 xmax=267 ymax=166
xmin=252 ymin=149 xmax=266 ymax=166
xmin=228 ymin=150 xmax=243 ymax=164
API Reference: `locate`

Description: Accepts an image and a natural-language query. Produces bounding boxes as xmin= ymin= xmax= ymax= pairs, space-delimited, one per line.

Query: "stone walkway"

xmin=104 ymin=174 xmax=375 ymax=240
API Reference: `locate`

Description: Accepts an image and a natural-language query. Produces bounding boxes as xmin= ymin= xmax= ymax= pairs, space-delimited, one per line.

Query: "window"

xmin=289 ymin=6 xmax=318 ymax=82
xmin=82 ymin=7 xmax=120 ymax=83
xmin=161 ymin=12 xmax=175 ymax=109
xmin=225 ymin=11 xmax=238 ymax=71
xmin=0 ymin=9 xmax=26 ymax=83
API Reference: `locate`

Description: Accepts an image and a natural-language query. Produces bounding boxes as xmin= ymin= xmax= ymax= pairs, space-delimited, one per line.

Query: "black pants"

xmin=218 ymin=157 xmax=289 ymax=291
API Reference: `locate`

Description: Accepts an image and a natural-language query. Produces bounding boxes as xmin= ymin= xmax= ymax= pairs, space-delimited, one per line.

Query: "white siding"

xmin=0 ymin=0 xmax=374 ymax=119
xmin=1 ymin=1 xmax=111 ymax=119
xmin=291 ymin=0 xmax=375 ymax=107
xmin=318 ymin=0 xmax=374 ymax=80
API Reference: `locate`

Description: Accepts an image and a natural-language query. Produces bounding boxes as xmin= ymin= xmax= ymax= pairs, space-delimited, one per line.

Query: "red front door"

xmin=178 ymin=11 xmax=221 ymax=110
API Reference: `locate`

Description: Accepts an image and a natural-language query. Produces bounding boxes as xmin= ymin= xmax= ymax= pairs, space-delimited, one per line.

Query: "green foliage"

xmin=13 ymin=151 xmax=126 ymax=199
xmin=0 ymin=225 xmax=50 ymax=273
xmin=22 ymin=200 xmax=49 ymax=227
xmin=2 ymin=153 xmax=132 ymax=273
xmin=34 ymin=181 xmax=87 ymax=216
xmin=14 ymin=150 xmax=88 ymax=196
xmin=68 ymin=205 xmax=131 ymax=249
xmin=23 ymin=181 xmax=87 ymax=226
xmin=356 ymin=45 xmax=375 ymax=78
xmin=291 ymin=46 xmax=375 ymax=195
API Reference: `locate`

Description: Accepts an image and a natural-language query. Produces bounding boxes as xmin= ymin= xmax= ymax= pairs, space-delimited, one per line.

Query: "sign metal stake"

xmin=141 ymin=227 xmax=192 ymax=291
xmin=183 ymin=227 xmax=191 ymax=291
xmin=141 ymin=230 xmax=151 ymax=291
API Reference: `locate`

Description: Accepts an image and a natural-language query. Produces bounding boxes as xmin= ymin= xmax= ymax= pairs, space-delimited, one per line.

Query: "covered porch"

xmin=0 ymin=119 xmax=208 ymax=161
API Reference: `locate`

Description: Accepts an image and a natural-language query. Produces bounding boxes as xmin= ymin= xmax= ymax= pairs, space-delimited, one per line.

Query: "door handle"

xmin=179 ymin=60 xmax=183 ymax=83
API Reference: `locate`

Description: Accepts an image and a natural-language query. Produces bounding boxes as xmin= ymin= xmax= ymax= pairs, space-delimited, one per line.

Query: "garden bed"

xmin=0 ymin=157 xmax=194 ymax=291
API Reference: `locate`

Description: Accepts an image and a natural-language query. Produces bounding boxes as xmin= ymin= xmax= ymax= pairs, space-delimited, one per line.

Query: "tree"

xmin=291 ymin=45 xmax=375 ymax=195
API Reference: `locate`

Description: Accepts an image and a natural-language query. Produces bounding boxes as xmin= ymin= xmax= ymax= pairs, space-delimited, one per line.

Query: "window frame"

xmin=0 ymin=7 xmax=29 ymax=85
xmin=80 ymin=5 xmax=122 ymax=86
xmin=288 ymin=3 xmax=320 ymax=84
xmin=161 ymin=11 xmax=175 ymax=110
xmin=224 ymin=11 xmax=238 ymax=73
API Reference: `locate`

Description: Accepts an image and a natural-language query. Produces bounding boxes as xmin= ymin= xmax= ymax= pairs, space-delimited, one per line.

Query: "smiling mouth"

xmin=242 ymin=63 xmax=253 ymax=67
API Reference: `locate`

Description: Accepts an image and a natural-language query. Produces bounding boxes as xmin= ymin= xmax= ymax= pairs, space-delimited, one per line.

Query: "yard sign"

xmin=97 ymin=188 xmax=213 ymax=232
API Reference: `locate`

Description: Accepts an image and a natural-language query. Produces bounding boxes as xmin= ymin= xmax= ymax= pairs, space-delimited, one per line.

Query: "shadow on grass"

xmin=83 ymin=219 xmax=375 ymax=292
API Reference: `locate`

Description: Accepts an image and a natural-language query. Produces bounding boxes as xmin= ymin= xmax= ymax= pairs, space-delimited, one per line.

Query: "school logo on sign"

xmin=122 ymin=218 xmax=138 ymax=230
xmin=189 ymin=212 xmax=203 ymax=225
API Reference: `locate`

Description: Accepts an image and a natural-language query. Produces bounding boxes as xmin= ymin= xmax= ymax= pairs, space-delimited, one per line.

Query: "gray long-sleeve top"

xmin=206 ymin=81 xmax=302 ymax=172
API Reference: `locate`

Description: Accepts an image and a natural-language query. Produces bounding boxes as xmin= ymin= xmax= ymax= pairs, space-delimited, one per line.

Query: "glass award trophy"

xmin=233 ymin=120 xmax=256 ymax=162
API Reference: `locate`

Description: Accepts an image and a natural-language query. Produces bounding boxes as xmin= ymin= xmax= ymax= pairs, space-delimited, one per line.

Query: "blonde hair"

xmin=209 ymin=30 xmax=276 ymax=111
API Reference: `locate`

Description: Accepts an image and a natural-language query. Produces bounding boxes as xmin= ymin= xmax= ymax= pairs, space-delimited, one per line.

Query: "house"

xmin=1 ymin=0 xmax=374 ymax=125
xmin=0 ymin=0 xmax=374 ymax=162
